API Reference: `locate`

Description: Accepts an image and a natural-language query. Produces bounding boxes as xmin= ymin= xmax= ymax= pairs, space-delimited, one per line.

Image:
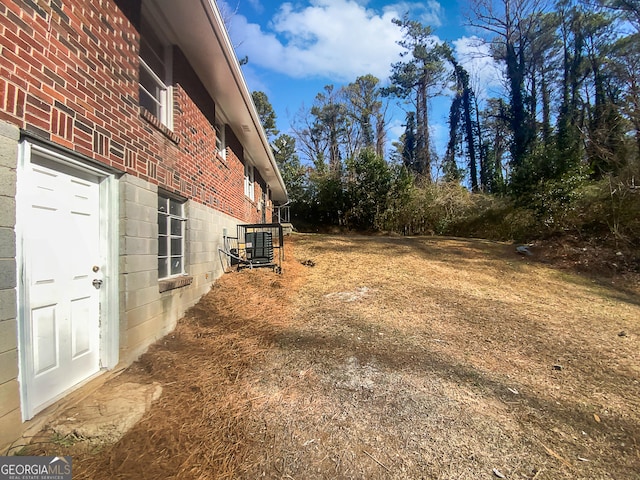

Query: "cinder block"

xmin=0 ymin=138 xmax=18 ymax=172
xmin=123 ymin=218 xmax=155 ymax=239
xmin=120 ymin=270 xmax=156 ymax=293
xmin=0 ymin=197 xmax=15 ymax=228
xmin=124 ymin=313 xmax=165 ymax=348
xmin=0 ymin=379 xmax=20 ymax=418
xmin=189 ymin=229 xmax=210 ymax=244
xmin=0 ymin=259 xmax=16 ymax=290
xmin=123 ymin=236 xmax=156 ymax=256
xmin=124 ymin=200 xmax=156 ymax=222
xmin=0 ymin=349 xmax=18 ymax=384
xmin=119 ymin=253 xmax=156 ymax=274
xmin=0 ymin=227 xmax=16 ymax=258
xmin=188 ymin=218 xmax=203 ymax=231
xmin=121 ymin=174 xmax=156 ymax=191
xmin=0 ymin=166 xmax=16 ymax=197
xmin=0 ymin=121 xmax=20 ymax=142
xmin=187 ymin=239 xmax=203 ymax=253
xmin=0 ymin=319 xmax=17 ymax=353
xmin=189 ymin=251 xmax=210 ymax=266
xmin=136 ymin=186 xmax=157 ymax=209
xmin=0 ymin=408 xmax=22 ymax=454
xmin=125 ymin=300 xmax=164 ymax=330
xmin=125 ymin=284 xmax=160 ymax=310
xmin=186 ymin=207 xmax=203 ymax=222
xmin=187 ymin=262 xmax=208 ymax=276
xmin=0 ymin=289 xmax=17 ymax=322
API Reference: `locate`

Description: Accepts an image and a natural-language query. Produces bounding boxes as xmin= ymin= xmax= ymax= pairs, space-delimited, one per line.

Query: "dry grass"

xmin=30 ymin=234 xmax=640 ymax=479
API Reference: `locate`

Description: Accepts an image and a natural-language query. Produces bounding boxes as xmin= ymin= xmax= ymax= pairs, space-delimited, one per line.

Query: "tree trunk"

xmin=375 ymin=113 xmax=386 ymax=158
xmin=506 ymin=41 xmax=530 ymax=168
xmin=416 ymin=78 xmax=432 ymax=181
xmin=462 ymin=88 xmax=478 ymax=191
xmin=475 ymin=95 xmax=488 ymax=190
xmin=541 ymin=69 xmax=552 ymax=145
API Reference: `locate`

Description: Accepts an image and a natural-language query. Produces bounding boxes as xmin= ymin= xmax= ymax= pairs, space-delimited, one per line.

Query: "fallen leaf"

xmin=541 ymin=442 xmax=572 ymax=469
xmin=492 ymin=467 xmax=506 ymax=478
xmin=593 ymin=413 xmax=601 ymax=423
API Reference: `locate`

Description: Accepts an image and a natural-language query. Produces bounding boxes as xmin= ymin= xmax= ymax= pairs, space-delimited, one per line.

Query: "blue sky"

xmin=223 ymin=0 xmax=504 ymax=159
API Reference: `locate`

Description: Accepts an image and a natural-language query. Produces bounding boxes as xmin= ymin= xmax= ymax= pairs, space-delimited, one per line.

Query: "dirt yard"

xmin=28 ymin=234 xmax=640 ymax=479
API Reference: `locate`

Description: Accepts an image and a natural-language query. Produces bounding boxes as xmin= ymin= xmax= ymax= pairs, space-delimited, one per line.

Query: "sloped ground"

xmin=28 ymin=234 xmax=640 ymax=479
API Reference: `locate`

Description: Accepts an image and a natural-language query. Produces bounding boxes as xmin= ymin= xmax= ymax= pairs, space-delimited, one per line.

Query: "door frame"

xmin=16 ymin=140 xmax=120 ymax=420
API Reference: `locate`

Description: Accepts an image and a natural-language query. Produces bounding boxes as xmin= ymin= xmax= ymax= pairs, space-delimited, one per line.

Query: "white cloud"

xmin=384 ymin=0 xmax=444 ymax=27
xmin=452 ymin=36 xmax=504 ymax=100
xmin=228 ymin=0 xmax=445 ymax=82
xmin=246 ymin=0 xmax=264 ymax=14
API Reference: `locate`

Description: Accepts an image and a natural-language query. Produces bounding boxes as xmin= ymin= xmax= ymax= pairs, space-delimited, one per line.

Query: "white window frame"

xmin=244 ymin=163 xmax=254 ymax=201
xmin=139 ymin=27 xmax=173 ymax=129
xmin=215 ymin=121 xmax=226 ymax=160
xmin=158 ymin=194 xmax=186 ymax=279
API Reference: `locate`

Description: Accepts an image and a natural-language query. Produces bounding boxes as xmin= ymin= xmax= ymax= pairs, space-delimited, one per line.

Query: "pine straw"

xmin=27 ymin=234 xmax=640 ymax=479
xmin=28 ymin=248 xmax=307 ymax=479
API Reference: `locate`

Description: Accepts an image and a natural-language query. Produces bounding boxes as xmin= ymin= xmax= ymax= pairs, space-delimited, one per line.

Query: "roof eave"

xmin=145 ymin=0 xmax=288 ymax=204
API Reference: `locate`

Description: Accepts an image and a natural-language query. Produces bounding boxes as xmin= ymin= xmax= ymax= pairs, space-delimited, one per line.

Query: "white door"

xmin=21 ymin=152 xmax=103 ymax=417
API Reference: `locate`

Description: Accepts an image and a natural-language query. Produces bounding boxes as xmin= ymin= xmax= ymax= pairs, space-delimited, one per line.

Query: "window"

xmin=139 ymin=18 xmax=173 ymax=128
xmin=244 ymin=163 xmax=254 ymax=200
xmin=215 ymin=122 xmax=226 ymax=159
xmin=158 ymin=194 xmax=186 ymax=279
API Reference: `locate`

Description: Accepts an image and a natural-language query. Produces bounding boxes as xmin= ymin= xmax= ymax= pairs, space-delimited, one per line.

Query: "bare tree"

xmin=467 ymin=0 xmax=548 ymax=182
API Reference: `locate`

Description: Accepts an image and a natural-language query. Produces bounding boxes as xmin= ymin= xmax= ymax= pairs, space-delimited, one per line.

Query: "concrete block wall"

xmin=0 ymin=0 xmax=286 ymax=451
xmin=0 ymin=0 xmax=265 ymax=227
xmin=119 ymin=174 xmax=160 ymax=364
xmin=0 ymin=121 xmax=21 ymax=449
xmin=186 ymin=198 xmax=238 ymax=296
xmin=119 ymin=174 xmax=239 ymax=365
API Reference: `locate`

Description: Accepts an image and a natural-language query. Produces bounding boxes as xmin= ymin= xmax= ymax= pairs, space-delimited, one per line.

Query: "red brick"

xmin=2 ymin=48 xmax=30 ymax=73
xmin=0 ymin=0 xmax=272 ymax=224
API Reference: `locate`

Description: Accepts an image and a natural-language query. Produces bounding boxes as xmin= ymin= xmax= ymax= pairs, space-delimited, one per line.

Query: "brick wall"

xmin=0 ymin=0 xmax=263 ymax=223
xmin=0 ymin=0 xmax=278 ymax=450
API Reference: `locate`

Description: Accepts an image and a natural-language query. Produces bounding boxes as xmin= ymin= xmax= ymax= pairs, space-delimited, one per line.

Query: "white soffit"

xmin=146 ymin=0 xmax=288 ymax=203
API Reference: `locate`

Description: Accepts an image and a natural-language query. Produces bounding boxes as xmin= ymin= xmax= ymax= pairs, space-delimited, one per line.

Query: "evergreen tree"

xmin=402 ymin=111 xmax=418 ymax=172
xmin=273 ymin=134 xmax=305 ymax=205
xmin=384 ymin=17 xmax=446 ymax=180
xmin=251 ymin=91 xmax=279 ymax=140
xmin=345 ymin=149 xmax=392 ymax=229
xmin=343 ymin=75 xmax=387 ymax=157
xmin=443 ymin=45 xmax=481 ymax=190
xmin=469 ymin=0 xmax=543 ymax=194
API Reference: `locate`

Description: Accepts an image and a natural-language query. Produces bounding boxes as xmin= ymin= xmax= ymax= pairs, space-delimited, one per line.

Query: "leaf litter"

xmin=27 ymin=234 xmax=640 ymax=479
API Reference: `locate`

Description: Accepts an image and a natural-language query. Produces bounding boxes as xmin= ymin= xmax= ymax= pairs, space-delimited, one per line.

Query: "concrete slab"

xmin=49 ymin=381 xmax=162 ymax=446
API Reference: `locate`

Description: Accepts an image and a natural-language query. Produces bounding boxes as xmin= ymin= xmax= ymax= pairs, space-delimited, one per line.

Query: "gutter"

xmin=199 ymin=0 xmax=288 ymax=204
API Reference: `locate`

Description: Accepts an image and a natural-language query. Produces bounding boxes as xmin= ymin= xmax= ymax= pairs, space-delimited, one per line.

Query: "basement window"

xmin=158 ymin=193 xmax=186 ymax=279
